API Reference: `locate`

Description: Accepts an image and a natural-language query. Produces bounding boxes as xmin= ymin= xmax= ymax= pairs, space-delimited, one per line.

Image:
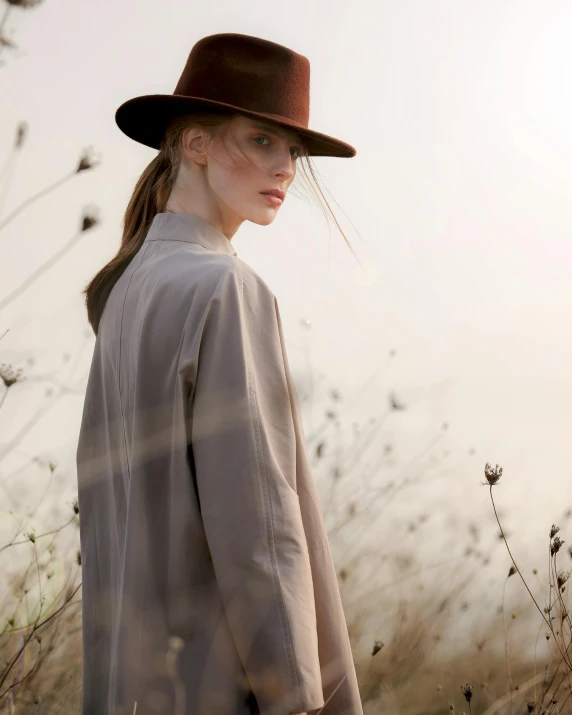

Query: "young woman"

xmin=76 ymin=32 xmax=363 ymax=715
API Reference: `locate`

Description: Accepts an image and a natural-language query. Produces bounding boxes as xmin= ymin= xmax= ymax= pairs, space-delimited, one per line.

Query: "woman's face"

xmin=203 ymin=114 xmax=303 ymax=228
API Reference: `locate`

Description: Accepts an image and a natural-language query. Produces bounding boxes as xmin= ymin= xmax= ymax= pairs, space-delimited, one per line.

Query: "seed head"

xmin=483 ymin=462 xmax=502 ymax=486
xmin=557 ymin=570 xmax=570 ymax=589
xmin=461 ymin=684 xmax=473 ymax=703
xmin=389 ymin=391 xmax=406 ymax=410
xmin=0 ymin=363 xmax=25 ymax=388
xmin=551 ymin=536 xmax=565 ymax=557
xmin=371 ymin=639 xmax=384 ymax=656
xmin=527 ymin=702 xmax=536 ymax=713
xmin=76 ymin=146 xmax=100 ymax=173
xmin=550 ymin=524 xmax=560 ymax=539
xmin=81 ymin=208 xmax=100 ymax=232
xmin=15 ymin=121 xmax=28 ymax=149
xmin=508 ymin=566 xmax=516 ymax=578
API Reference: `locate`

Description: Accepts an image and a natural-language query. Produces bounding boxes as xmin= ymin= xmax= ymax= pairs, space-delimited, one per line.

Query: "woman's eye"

xmin=254 ymin=135 xmax=299 ymax=159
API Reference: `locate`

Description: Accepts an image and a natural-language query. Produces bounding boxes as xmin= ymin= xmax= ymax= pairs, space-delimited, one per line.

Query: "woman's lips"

xmin=260 ymin=192 xmax=283 ymax=206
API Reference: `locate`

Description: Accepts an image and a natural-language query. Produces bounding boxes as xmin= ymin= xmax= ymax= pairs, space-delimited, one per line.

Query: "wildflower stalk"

xmin=0 ymin=513 xmax=76 ymax=554
xmin=0 ymin=210 xmax=99 ymax=314
xmin=544 ymin=546 xmax=572 ymax=705
xmin=490 ymin=484 xmax=572 ymax=669
xmin=0 ymin=148 xmax=99 ymax=236
xmin=501 ymin=575 xmax=514 ymax=695
xmin=0 ymin=500 xmax=81 ymax=703
xmin=0 ymin=640 xmax=43 ymax=701
xmin=486 ymin=475 xmax=572 ymax=671
xmin=548 ymin=548 xmax=572 ymax=638
xmin=558 ymin=689 xmax=572 ymax=712
xmin=480 ymin=672 xmax=548 ymax=715
xmin=0 ymin=580 xmax=81 ymax=698
xmin=0 ymin=174 xmax=73 ymax=234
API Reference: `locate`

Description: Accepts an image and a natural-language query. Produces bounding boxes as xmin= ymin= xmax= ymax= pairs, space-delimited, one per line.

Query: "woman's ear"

xmin=182 ymin=127 xmax=209 ymax=167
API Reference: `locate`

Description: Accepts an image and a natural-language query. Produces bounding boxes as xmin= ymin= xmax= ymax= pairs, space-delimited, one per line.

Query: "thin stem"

xmin=0 ymin=228 xmax=86 ymax=314
xmin=490 ymin=486 xmax=572 ymax=670
xmin=0 ymin=641 xmax=42 ymax=701
xmin=0 ymin=173 xmax=74 ymax=235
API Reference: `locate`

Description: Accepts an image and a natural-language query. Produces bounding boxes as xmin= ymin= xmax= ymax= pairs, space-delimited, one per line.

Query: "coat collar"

xmin=144 ymin=211 xmax=237 ymax=257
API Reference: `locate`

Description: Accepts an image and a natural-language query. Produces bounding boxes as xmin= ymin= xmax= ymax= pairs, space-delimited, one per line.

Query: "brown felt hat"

xmin=115 ymin=32 xmax=356 ymax=159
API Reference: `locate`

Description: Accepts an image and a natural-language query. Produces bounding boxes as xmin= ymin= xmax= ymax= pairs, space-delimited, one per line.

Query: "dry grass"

xmin=1 ymin=382 xmax=571 ymax=714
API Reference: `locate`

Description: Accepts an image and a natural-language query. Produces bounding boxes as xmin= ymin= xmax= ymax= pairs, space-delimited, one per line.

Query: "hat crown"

xmin=114 ymin=32 xmax=356 ymax=157
xmin=173 ymin=33 xmax=310 ymax=128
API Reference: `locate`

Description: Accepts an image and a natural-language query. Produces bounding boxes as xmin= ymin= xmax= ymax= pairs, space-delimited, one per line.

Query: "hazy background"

xmin=1 ymin=0 xmax=572 ymax=608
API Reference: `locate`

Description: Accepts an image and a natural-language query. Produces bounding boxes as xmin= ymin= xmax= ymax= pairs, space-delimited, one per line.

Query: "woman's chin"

xmin=248 ymin=210 xmax=278 ymax=226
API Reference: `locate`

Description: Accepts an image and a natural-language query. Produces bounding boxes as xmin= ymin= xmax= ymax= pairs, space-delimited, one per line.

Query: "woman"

xmin=76 ymin=32 xmax=363 ymax=715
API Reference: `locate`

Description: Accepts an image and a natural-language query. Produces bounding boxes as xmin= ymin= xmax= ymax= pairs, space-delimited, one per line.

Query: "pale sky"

xmin=1 ymin=0 xmax=572 ymax=617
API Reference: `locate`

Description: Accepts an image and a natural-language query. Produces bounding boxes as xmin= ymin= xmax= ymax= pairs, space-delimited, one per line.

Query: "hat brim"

xmin=115 ymin=94 xmax=356 ymax=158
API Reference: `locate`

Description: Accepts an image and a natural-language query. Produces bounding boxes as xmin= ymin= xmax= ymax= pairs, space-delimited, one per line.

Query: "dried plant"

xmin=0 ymin=3 xmax=102 ymax=709
xmin=478 ymin=461 xmax=572 ymax=714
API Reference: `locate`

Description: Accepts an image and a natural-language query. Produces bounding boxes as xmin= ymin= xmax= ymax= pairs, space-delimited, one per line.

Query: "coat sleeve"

xmin=186 ymin=259 xmax=325 ymax=715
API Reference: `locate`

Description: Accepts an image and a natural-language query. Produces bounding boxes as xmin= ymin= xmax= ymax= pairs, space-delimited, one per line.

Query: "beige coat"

xmin=76 ymin=212 xmax=363 ymax=715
